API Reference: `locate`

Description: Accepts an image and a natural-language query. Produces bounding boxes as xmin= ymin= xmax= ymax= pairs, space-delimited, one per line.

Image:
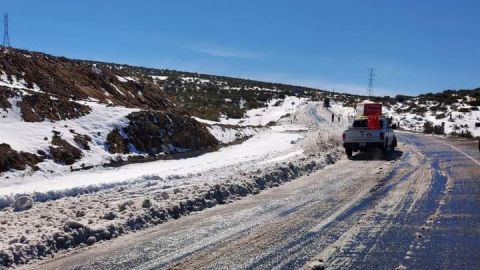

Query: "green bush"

xmin=423 ymin=121 xmax=445 ymax=135
xmin=450 ymin=130 xmax=473 ymax=138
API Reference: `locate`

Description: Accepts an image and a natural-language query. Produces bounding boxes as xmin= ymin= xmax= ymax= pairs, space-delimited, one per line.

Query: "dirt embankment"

xmin=0 ymin=47 xmax=220 ymax=174
xmin=0 ymin=48 xmax=176 ymax=111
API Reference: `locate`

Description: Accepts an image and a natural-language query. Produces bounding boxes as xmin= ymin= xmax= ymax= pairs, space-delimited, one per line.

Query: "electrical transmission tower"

xmin=3 ymin=13 xmax=10 ymax=47
xmin=366 ymin=68 xmax=375 ymax=97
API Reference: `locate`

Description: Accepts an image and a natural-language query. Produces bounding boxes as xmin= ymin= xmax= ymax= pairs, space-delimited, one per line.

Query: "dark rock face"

xmin=49 ymin=135 xmax=82 ymax=165
xmin=106 ymin=129 xmax=129 ymax=154
xmin=105 ymin=111 xmax=219 ymax=155
xmin=0 ymin=143 xmax=42 ymax=173
xmin=19 ymin=93 xmax=91 ymax=122
xmin=124 ymin=111 xmax=219 ymax=155
xmin=73 ymin=134 xmax=92 ymax=150
xmin=0 ymin=87 xmax=14 ymax=111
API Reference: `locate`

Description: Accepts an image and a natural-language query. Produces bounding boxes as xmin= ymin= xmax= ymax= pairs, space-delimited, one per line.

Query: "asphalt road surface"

xmin=27 ymin=132 xmax=480 ymax=270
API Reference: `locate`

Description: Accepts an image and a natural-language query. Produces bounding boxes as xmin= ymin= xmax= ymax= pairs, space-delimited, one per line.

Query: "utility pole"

xmin=3 ymin=13 xmax=10 ymax=47
xmin=367 ymin=68 xmax=375 ymax=97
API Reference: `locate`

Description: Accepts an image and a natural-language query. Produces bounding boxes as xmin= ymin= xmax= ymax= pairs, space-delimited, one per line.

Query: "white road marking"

xmin=437 ymin=140 xmax=480 ymax=166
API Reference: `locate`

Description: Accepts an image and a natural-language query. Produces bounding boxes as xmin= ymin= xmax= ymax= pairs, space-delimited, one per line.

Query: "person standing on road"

xmin=331 ymin=113 xmax=335 ymax=122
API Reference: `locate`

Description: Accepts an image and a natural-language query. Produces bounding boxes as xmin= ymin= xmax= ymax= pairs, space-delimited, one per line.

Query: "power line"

xmin=366 ymin=68 xmax=375 ymax=97
xmin=3 ymin=13 xmax=10 ymax=47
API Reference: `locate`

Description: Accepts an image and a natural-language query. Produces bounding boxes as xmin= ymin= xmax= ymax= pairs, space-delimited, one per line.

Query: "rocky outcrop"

xmin=19 ymin=93 xmax=91 ymax=122
xmin=73 ymin=133 xmax=92 ymax=150
xmin=0 ymin=143 xmax=42 ymax=173
xmin=125 ymin=111 xmax=219 ymax=155
xmin=106 ymin=129 xmax=129 ymax=154
xmin=49 ymin=135 xmax=82 ymax=165
xmin=106 ymin=111 xmax=219 ymax=155
xmin=0 ymin=87 xmax=14 ymax=111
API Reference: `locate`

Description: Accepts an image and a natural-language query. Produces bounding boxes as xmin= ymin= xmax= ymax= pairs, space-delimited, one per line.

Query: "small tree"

xmin=423 ymin=121 xmax=434 ymax=134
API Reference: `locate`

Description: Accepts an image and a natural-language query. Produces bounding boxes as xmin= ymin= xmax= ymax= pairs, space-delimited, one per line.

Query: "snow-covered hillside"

xmin=0 ymin=93 xmax=318 ymax=194
xmin=328 ymin=96 xmax=480 ymax=138
xmin=384 ymin=99 xmax=480 ymax=137
xmin=0 ymin=100 xmax=137 ymax=177
xmin=0 ymin=47 xmax=335 ymax=180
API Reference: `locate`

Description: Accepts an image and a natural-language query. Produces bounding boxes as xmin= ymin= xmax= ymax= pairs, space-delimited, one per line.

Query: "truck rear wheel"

xmin=383 ymin=144 xmax=393 ymax=160
xmin=345 ymin=148 xmax=353 ymax=159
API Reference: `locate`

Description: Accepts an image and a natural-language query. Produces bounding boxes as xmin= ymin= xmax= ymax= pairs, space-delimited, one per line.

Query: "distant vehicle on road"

xmin=342 ymin=103 xmax=397 ymax=159
xmin=323 ymin=98 xmax=330 ymax=108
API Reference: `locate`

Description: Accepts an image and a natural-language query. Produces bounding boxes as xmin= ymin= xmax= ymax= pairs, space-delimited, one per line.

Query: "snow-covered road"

xmin=0 ymin=101 xmax=345 ymax=268
xmin=26 ymin=132 xmax=480 ymax=270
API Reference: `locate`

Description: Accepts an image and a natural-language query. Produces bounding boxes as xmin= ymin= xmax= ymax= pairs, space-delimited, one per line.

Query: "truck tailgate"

xmin=345 ymin=129 xmax=382 ymax=143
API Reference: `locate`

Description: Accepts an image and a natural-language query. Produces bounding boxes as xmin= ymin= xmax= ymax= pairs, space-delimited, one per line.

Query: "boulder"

xmin=103 ymin=211 xmax=117 ymax=220
xmin=86 ymin=236 xmax=96 ymax=246
xmin=13 ymin=196 xmax=33 ymax=212
xmin=64 ymin=220 xmax=85 ymax=230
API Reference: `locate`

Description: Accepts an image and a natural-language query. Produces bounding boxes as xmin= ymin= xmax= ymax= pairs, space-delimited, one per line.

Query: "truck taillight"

xmin=379 ymin=132 xmax=384 ymax=140
xmin=342 ymin=133 xmax=346 ymax=141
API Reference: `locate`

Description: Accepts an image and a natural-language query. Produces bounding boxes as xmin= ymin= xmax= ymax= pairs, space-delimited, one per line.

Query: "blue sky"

xmin=3 ymin=0 xmax=480 ymax=96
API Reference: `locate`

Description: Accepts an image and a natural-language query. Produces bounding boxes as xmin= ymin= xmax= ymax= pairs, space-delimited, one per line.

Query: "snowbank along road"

xmin=25 ymin=129 xmax=480 ymax=269
xmin=0 ymin=101 xmax=342 ymax=267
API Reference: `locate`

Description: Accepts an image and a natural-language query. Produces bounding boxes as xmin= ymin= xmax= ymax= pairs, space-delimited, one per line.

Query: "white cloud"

xmin=186 ymin=43 xmax=263 ymax=59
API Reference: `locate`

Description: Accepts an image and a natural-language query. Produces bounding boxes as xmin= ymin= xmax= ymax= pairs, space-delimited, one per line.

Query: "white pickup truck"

xmin=342 ymin=115 xmax=397 ymax=159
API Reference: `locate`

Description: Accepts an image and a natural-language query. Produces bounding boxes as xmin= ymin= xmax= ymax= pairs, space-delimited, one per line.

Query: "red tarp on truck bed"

xmin=364 ymin=104 xmax=382 ymax=116
xmin=368 ymin=115 xmax=380 ymax=130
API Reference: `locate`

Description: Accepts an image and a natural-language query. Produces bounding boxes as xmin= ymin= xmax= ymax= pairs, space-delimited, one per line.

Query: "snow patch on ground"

xmin=180 ymin=76 xmax=210 ymax=84
xmin=0 ymin=71 xmax=42 ymax=93
xmin=219 ymin=96 xmax=308 ymax=126
xmin=206 ymin=125 xmax=263 ymax=144
xmin=0 ymin=101 xmax=139 ymax=181
xmin=384 ymin=105 xmax=480 ymax=137
xmin=151 ymin=75 xmax=169 ymax=81
xmin=116 ymin=75 xmax=138 ymax=83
